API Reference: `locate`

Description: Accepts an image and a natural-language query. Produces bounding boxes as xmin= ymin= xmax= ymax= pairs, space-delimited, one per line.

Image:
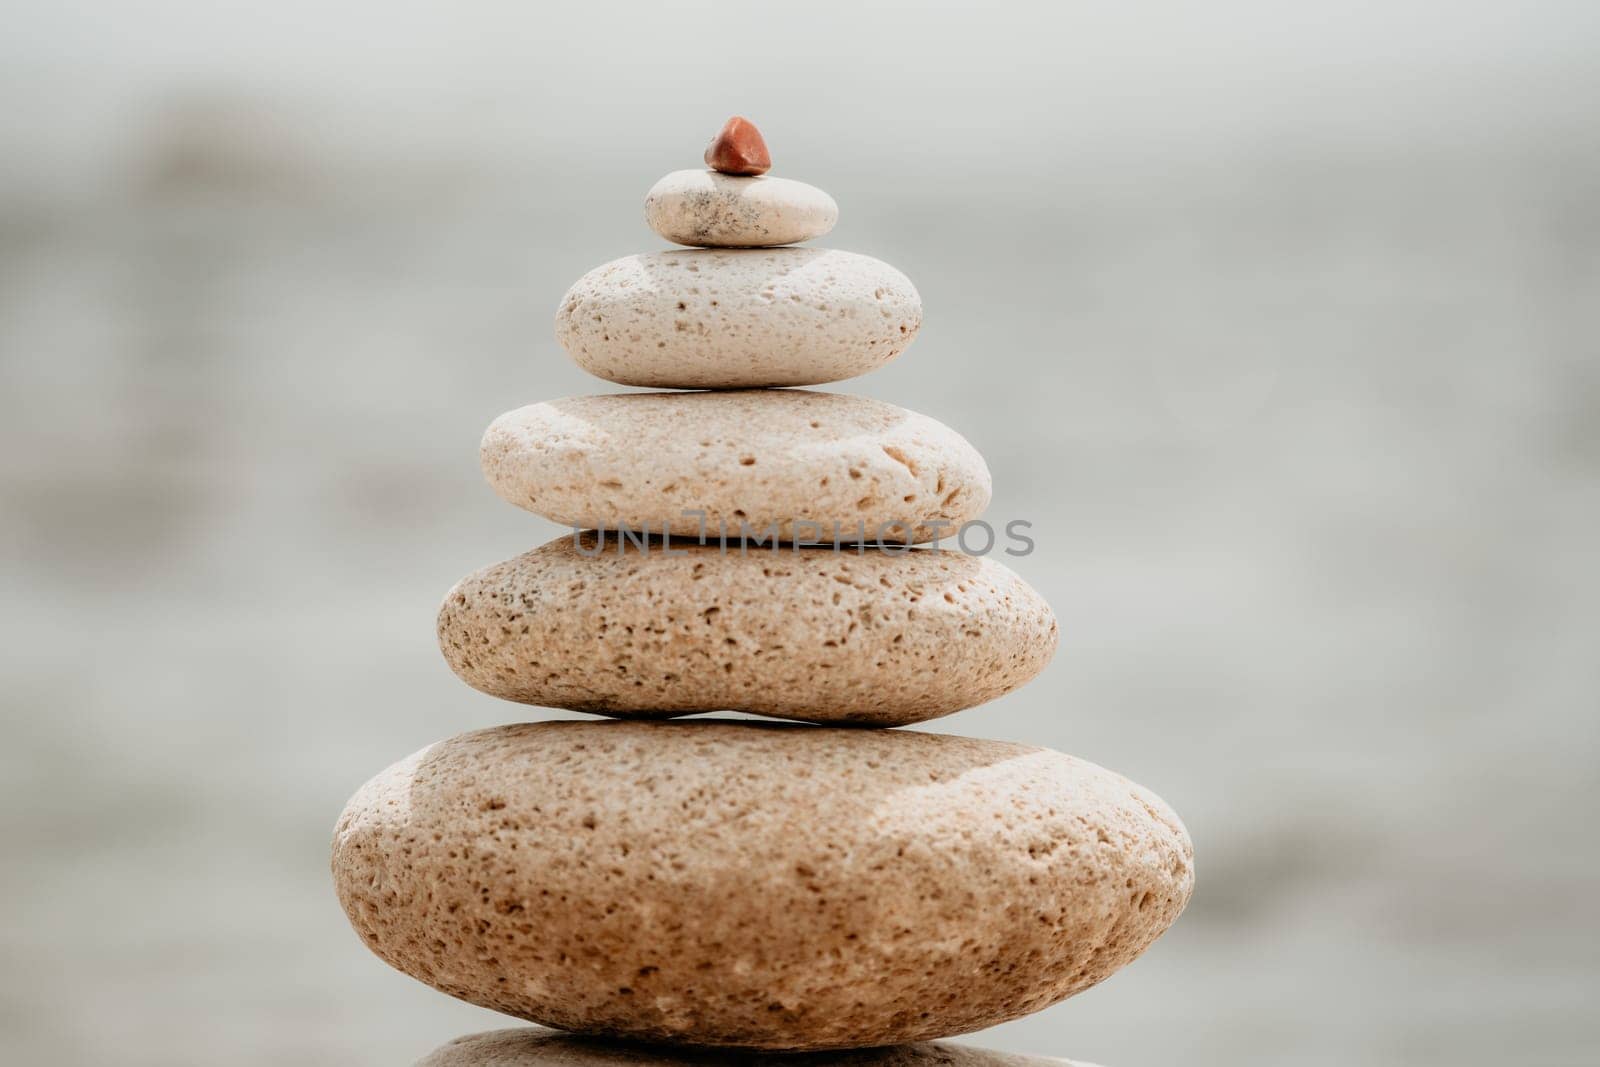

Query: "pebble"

xmin=556 ymin=248 xmax=919 ymax=388
xmin=704 ymin=115 xmax=771 ymax=176
xmin=480 ymin=390 xmax=990 ymax=544
xmin=645 ymin=169 xmax=837 ymax=247
xmin=437 ymin=533 xmax=1057 ymax=725
xmin=333 ymin=720 xmax=1194 ymax=1050
xmin=417 ymin=1027 xmax=1098 ymax=1065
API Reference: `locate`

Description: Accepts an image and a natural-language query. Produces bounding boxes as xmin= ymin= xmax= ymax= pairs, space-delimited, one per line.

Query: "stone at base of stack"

xmin=417 ymin=1028 xmax=1103 ymax=1067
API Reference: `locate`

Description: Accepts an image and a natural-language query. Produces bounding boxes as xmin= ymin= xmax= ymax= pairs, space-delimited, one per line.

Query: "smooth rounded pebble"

xmin=438 ymin=534 xmax=1057 ymax=726
xmin=480 ymin=390 xmax=990 ymax=544
xmin=556 ymin=248 xmax=920 ymax=389
xmin=333 ymin=720 xmax=1195 ymax=1050
xmin=416 ymin=1027 xmax=1098 ymax=1066
xmin=645 ymin=169 xmax=837 ymax=247
xmin=703 ymin=116 xmax=771 ymax=177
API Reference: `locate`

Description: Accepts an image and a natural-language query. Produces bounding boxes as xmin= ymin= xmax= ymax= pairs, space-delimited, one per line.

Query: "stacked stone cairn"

xmin=333 ymin=118 xmax=1195 ymax=1066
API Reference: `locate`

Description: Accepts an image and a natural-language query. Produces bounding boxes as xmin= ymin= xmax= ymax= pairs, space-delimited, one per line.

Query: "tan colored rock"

xmin=437 ymin=534 xmax=1057 ymax=726
xmin=645 ymin=170 xmax=837 ymax=247
xmin=480 ymin=390 xmax=990 ymax=545
xmin=416 ymin=1027 xmax=1098 ymax=1066
xmin=556 ymin=248 xmax=919 ymax=389
xmin=333 ymin=721 xmax=1195 ymax=1051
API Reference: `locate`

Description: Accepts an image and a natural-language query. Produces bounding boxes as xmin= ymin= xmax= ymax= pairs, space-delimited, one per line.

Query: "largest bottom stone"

xmin=332 ymin=720 xmax=1193 ymax=1050
xmin=418 ymin=1027 xmax=1095 ymax=1065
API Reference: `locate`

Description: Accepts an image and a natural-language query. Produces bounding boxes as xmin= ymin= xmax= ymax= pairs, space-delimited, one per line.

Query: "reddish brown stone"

xmin=704 ymin=116 xmax=771 ymax=176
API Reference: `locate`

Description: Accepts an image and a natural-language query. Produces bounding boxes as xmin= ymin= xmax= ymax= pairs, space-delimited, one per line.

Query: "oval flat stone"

xmin=645 ymin=169 xmax=837 ymax=247
xmin=556 ymin=248 xmax=920 ymax=389
xmin=333 ymin=721 xmax=1194 ymax=1050
xmin=418 ymin=1028 xmax=1097 ymax=1066
xmin=479 ymin=390 xmax=990 ymax=545
xmin=437 ymin=534 xmax=1057 ymax=726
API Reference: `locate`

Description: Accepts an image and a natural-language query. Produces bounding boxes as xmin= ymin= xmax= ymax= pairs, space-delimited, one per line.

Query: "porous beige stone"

xmin=479 ymin=390 xmax=990 ymax=545
xmin=333 ymin=720 xmax=1194 ymax=1051
xmin=645 ymin=169 xmax=837 ymax=247
xmin=555 ymin=248 xmax=920 ymax=389
xmin=416 ymin=1027 xmax=1098 ymax=1066
xmin=437 ymin=534 xmax=1056 ymax=726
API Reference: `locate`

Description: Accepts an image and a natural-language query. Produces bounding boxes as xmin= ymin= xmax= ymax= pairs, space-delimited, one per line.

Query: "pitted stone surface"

xmin=333 ymin=720 xmax=1194 ymax=1050
xmin=556 ymin=248 xmax=918 ymax=388
xmin=480 ymin=390 xmax=989 ymax=544
xmin=438 ymin=534 xmax=1057 ymax=726
xmin=645 ymin=170 xmax=836 ymax=247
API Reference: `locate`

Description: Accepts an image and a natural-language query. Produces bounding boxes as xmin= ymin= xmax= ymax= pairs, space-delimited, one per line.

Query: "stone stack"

xmin=333 ymin=118 xmax=1194 ymax=1064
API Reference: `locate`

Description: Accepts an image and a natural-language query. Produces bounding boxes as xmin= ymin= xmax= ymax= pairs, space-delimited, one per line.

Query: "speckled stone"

xmin=480 ymin=390 xmax=990 ymax=544
xmin=437 ymin=534 xmax=1057 ymax=726
xmin=333 ymin=720 xmax=1195 ymax=1050
xmin=415 ymin=1027 xmax=1098 ymax=1066
xmin=556 ymin=248 xmax=920 ymax=389
xmin=645 ymin=169 xmax=837 ymax=248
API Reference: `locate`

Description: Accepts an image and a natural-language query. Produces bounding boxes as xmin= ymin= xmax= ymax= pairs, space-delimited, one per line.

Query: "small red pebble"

xmin=704 ymin=116 xmax=772 ymax=176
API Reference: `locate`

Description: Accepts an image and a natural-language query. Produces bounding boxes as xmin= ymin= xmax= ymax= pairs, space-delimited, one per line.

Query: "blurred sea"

xmin=2 ymin=3 xmax=1598 ymax=1064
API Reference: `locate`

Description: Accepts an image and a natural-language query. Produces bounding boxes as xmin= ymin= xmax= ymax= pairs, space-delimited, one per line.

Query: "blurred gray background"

xmin=3 ymin=2 xmax=1598 ymax=1064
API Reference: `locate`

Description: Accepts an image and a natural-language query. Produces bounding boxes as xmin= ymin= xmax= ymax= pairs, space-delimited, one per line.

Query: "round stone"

xmin=417 ymin=1028 xmax=1098 ymax=1066
xmin=703 ymin=116 xmax=771 ymax=177
xmin=333 ymin=721 xmax=1194 ymax=1051
xmin=479 ymin=390 xmax=990 ymax=545
xmin=645 ymin=169 xmax=837 ymax=247
xmin=437 ymin=534 xmax=1057 ymax=726
xmin=555 ymin=248 xmax=920 ymax=389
